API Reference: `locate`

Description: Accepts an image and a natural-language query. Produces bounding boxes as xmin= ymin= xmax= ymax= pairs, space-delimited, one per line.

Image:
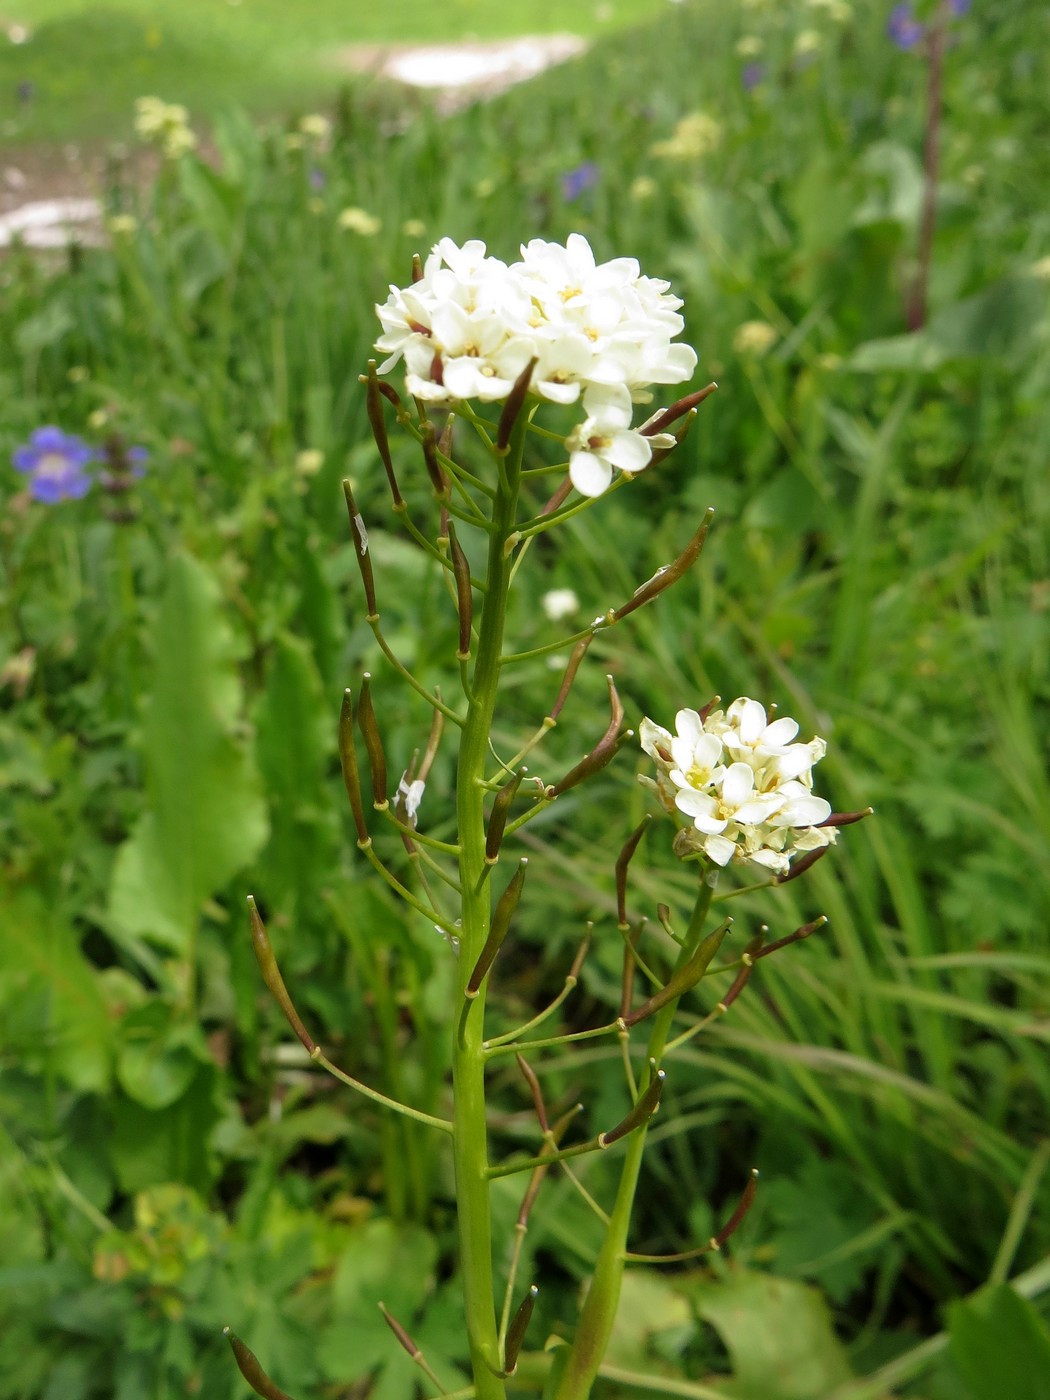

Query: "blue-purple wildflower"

xmin=887 ymin=2 xmax=926 ymax=49
xmin=742 ymin=62 xmax=766 ymax=92
xmin=12 ymin=427 xmax=95 ymax=503
xmin=561 ymin=161 xmax=600 ymax=202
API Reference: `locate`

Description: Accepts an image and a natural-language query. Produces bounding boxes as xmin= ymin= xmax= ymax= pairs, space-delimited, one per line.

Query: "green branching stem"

xmin=450 ymin=411 xmax=531 ymax=1400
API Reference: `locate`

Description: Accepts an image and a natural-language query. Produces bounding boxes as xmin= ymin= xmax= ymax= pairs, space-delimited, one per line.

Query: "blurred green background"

xmin=1 ymin=1 xmax=1049 ymax=1397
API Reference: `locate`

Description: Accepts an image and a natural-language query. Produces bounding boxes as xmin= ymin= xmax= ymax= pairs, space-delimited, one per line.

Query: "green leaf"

xmin=320 ymin=1220 xmax=439 ymax=1391
xmin=686 ymin=1270 xmax=853 ymax=1399
xmin=109 ymin=1063 xmax=222 ymax=1193
xmin=108 ymin=552 xmax=268 ymax=952
xmin=0 ymin=887 xmax=111 ymax=1092
xmin=947 ymin=1284 xmax=1050 ymax=1400
xmin=116 ymin=1001 xmax=209 ymax=1110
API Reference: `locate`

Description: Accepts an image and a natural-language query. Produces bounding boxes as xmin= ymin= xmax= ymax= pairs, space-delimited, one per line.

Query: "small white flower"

xmin=542 ymin=588 xmax=580 ymax=621
xmin=339 ymin=206 xmax=381 ymax=236
xmin=397 ymin=772 xmax=426 ymax=821
xmin=565 ymin=384 xmax=653 ymax=497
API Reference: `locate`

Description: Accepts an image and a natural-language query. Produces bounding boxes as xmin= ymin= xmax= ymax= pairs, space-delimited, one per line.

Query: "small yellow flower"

xmin=108 ymin=214 xmax=138 ymax=237
xmin=474 ymin=177 xmax=496 ymax=199
xmin=1029 ymin=255 xmax=1050 ymax=281
xmin=67 ymin=366 xmax=89 ymax=384
xmin=735 ymin=35 xmax=764 ymax=57
xmin=284 ymin=132 xmax=304 ymax=152
xmin=338 ymin=207 xmax=381 ymax=236
xmin=650 ymin=111 xmax=722 ymax=162
xmin=402 ymin=218 xmax=426 ymax=238
xmin=629 ymin=175 xmax=657 ymax=202
xmin=88 ymin=408 xmax=109 ymax=430
xmin=308 ymin=197 xmax=325 ymax=216
xmin=298 ymin=113 xmax=331 ymax=140
xmin=732 ymin=320 xmax=778 ymax=357
xmin=794 ymin=29 xmax=822 ymax=57
xmin=133 ymin=96 xmax=196 ymax=159
xmin=296 ymin=449 xmax=325 ymax=476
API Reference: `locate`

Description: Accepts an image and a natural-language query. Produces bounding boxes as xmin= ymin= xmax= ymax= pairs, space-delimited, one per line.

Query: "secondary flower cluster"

xmin=374 ymin=234 xmax=696 ymax=497
xmin=133 ymin=96 xmax=197 ymax=159
xmin=640 ymin=698 xmax=835 ymax=875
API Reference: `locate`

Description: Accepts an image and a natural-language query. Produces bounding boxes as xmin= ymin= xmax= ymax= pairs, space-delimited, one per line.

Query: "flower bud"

xmin=496 ymin=356 xmax=538 ymax=453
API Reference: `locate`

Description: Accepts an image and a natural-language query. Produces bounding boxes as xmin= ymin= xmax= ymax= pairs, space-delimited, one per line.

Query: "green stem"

xmin=451 ymin=418 xmax=528 ymax=1400
xmin=553 ymin=876 xmax=716 ymax=1400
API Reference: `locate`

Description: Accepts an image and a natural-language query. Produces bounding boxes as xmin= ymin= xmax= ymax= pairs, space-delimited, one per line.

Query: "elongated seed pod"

xmin=338 ymin=689 xmax=370 ymax=842
xmin=486 ymin=766 xmax=526 ymax=860
xmin=342 ymin=480 xmax=378 ymax=617
xmin=364 ymin=360 xmax=404 ymax=507
xmin=504 ymin=1285 xmax=539 ymax=1373
xmin=379 ymin=1303 xmax=421 ymax=1359
xmin=224 ymin=1328 xmax=298 ymax=1400
xmin=753 ymin=915 xmax=826 ymax=959
xmin=624 ymin=920 xmax=731 ymax=1027
xmin=615 ymin=815 xmax=652 ymax=927
xmin=247 ymin=897 xmax=317 ymax=1055
xmin=515 ymin=1051 xmax=549 ymax=1132
xmin=357 ymin=673 xmax=388 ymax=807
xmin=548 ymin=633 xmax=594 ymax=722
xmin=446 ymin=521 xmax=473 ymax=658
xmin=547 ymin=675 xmax=624 ymax=797
xmin=420 ymin=420 xmax=448 ymax=496
xmin=466 ymin=859 xmax=528 ymax=997
xmin=610 ymin=509 xmax=714 ymax=623
xmin=639 ymin=381 xmax=718 ymax=437
xmin=598 ymin=1065 xmax=666 ymax=1147
xmin=713 ymin=1169 xmax=759 ymax=1249
xmin=496 ymin=357 xmax=538 ymax=452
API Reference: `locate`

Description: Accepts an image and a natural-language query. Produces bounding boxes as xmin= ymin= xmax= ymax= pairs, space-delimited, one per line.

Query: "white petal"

xmin=569 ymin=450 xmax=613 ymax=498
xmin=764 ymin=716 xmax=800 ymax=746
xmin=704 ymin=833 xmax=737 ymax=866
xmin=721 ymin=762 xmax=756 ymax=807
xmin=606 ymin=430 xmax=653 ymax=474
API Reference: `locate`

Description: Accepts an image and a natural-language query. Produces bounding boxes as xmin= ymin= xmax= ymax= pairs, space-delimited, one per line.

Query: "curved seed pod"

xmin=342 ymin=480 xmax=377 ymax=617
xmin=338 ymin=689 xmax=370 ymax=842
xmin=598 ymin=1064 xmax=666 ymax=1147
xmin=247 ymin=897 xmax=317 ymax=1055
xmin=446 ymin=521 xmax=473 ymax=659
xmin=713 ymin=1168 xmax=759 ymax=1249
xmin=819 ymin=806 xmax=875 ymax=828
xmin=548 ymin=633 xmax=594 ymax=722
xmin=365 ymin=360 xmax=404 ymax=507
xmin=357 ymin=673 xmax=388 ymax=807
xmin=410 ymin=252 xmax=423 ymax=283
xmin=379 ymin=1303 xmax=421 ymax=1359
xmin=547 ymin=675 xmax=625 ymax=797
xmin=224 ymin=1328 xmax=297 ymax=1400
xmin=438 ymin=414 xmax=455 ymax=458
xmin=420 ymin=420 xmax=448 ymax=497
xmin=753 ymin=915 xmax=826 ymax=958
xmin=515 ymin=1051 xmax=549 ymax=1133
xmin=496 ymin=357 xmax=538 ymax=453
xmin=466 ymin=859 xmax=528 ymax=997
xmin=504 ymin=1285 xmax=539 ymax=1374
xmin=623 ymin=919 xmax=731 ymax=1027
xmin=639 ymin=381 xmax=718 ymax=437
xmin=610 ymin=509 xmax=714 ymax=623
xmin=775 ymin=846 xmax=830 ymax=883
xmin=615 ymin=815 xmax=652 ymax=928
xmin=486 ymin=766 xmax=526 ymax=860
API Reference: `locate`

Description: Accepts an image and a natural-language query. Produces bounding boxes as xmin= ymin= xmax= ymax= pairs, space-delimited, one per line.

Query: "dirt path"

xmin=0 ymin=34 xmax=587 ymax=247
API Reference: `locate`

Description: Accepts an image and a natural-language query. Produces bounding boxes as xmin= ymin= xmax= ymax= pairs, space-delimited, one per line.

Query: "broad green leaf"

xmin=605 ymin=1271 xmax=695 ymax=1370
xmin=320 ymin=1219 xmax=439 ymax=1391
xmin=116 ymin=1001 xmax=210 ymax=1110
xmin=947 ymin=1284 xmax=1050 ymax=1400
xmin=687 ymin=1270 xmax=853 ymax=1399
xmin=0 ymin=887 xmax=111 ymax=1092
xmin=109 ymin=1062 xmax=222 ymax=1194
xmin=108 ymin=552 xmax=268 ymax=952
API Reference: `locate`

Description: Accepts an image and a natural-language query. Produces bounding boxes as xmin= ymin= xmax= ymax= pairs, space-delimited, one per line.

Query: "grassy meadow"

xmin=1 ymin=0 xmax=1049 ymax=1397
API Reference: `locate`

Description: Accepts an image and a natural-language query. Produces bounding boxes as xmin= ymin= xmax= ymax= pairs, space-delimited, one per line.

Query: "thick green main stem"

xmin=553 ymin=878 xmax=717 ymax=1400
xmin=452 ymin=430 xmax=524 ymax=1400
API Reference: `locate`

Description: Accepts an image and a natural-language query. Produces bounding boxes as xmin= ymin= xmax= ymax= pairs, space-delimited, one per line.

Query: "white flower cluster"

xmin=374 ymin=234 xmax=697 ymax=498
xmin=640 ymin=697 xmax=836 ymax=875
